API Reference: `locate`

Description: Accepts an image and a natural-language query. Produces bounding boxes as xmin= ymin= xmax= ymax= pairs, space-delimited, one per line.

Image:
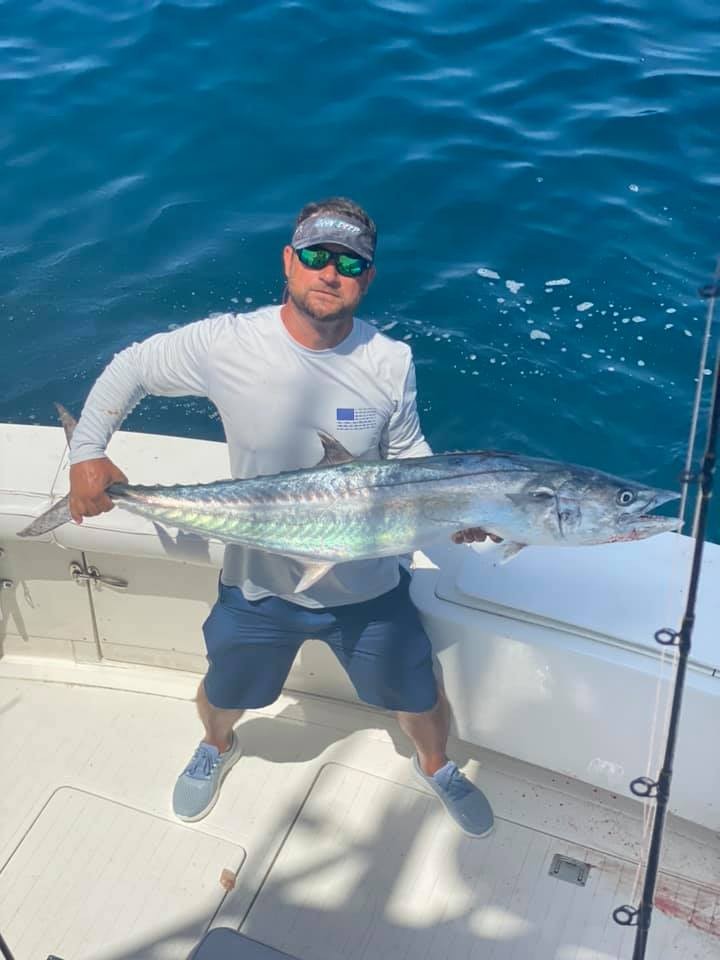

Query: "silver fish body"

xmin=109 ymin=450 xmax=679 ymax=562
xmin=19 ymin=431 xmax=679 ymax=590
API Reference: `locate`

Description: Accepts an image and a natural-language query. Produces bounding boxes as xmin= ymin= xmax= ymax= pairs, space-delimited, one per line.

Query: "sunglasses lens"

xmin=298 ymin=248 xmax=331 ymax=269
xmin=296 ymin=247 xmax=369 ymax=277
xmin=336 ymin=254 xmax=366 ymax=277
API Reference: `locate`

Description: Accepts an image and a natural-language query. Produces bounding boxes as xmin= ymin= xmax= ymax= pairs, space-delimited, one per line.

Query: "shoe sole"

xmin=174 ymin=741 xmax=243 ymax=823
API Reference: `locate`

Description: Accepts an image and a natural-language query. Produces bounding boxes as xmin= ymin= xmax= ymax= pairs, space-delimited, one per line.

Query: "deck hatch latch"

xmin=549 ymin=854 xmax=590 ymax=886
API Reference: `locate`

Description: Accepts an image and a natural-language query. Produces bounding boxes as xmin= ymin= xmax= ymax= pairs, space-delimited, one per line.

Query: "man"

xmin=68 ymin=197 xmax=496 ymax=837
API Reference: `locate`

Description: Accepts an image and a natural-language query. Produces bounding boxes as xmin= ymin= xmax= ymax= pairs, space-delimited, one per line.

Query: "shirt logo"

xmin=336 ymin=407 xmax=379 ymax=431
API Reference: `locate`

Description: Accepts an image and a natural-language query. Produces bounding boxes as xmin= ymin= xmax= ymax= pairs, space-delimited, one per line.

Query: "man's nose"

xmin=317 ymin=262 xmax=340 ymax=282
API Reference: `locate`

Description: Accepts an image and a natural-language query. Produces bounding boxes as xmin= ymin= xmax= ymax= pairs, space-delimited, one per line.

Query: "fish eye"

xmin=616 ymin=489 xmax=635 ymax=506
xmin=531 ymin=487 xmax=555 ymax=500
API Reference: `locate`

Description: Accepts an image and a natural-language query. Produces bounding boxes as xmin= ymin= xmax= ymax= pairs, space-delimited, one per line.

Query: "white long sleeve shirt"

xmin=70 ymin=305 xmax=432 ymax=607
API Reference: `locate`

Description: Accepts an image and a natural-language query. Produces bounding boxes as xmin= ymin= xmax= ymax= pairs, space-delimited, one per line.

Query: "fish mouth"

xmin=618 ymin=489 xmax=681 ymax=538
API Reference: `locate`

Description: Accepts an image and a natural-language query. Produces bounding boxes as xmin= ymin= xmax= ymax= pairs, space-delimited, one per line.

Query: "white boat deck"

xmin=1 ymin=657 xmax=718 ymax=960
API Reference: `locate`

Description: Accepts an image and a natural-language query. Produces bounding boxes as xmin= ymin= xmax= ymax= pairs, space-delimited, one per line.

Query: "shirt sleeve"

xmin=69 ymin=317 xmax=220 ymax=464
xmin=383 ymin=353 xmax=433 ymax=459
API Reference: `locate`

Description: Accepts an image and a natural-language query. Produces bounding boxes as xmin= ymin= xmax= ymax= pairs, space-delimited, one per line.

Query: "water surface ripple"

xmin=1 ymin=0 xmax=718 ymax=537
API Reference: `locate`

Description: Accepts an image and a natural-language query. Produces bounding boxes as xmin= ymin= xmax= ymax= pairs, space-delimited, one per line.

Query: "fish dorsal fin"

xmin=54 ymin=402 xmax=78 ymax=445
xmin=316 ymin=431 xmax=355 ymax=466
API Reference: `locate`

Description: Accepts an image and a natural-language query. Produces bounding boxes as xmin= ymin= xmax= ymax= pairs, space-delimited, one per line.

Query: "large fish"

xmin=18 ymin=406 xmax=679 ymax=592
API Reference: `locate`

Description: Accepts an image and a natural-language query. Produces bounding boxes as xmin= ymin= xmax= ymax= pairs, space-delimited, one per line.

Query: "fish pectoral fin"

xmin=294 ymin=561 xmax=336 ymax=593
xmin=494 ymin=541 xmax=527 ymax=565
xmin=316 ymin=431 xmax=355 ymax=466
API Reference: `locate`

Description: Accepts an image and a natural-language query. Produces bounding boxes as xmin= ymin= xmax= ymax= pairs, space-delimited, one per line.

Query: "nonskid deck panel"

xmin=0 ymin=669 xmax=717 ymax=960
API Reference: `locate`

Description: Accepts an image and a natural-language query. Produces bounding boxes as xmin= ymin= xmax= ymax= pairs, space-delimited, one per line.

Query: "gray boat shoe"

xmin=173 ymin=731 xmax=242 ymax=822
xmin=413 ymin=755 xmax=494 ymax=838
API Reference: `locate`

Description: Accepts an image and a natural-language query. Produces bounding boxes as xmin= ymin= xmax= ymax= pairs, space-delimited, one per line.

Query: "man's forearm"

xmin=69 ymin=345 xmax=148 ymax=464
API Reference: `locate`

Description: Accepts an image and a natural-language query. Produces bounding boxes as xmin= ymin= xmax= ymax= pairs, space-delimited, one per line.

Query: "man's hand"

xmin=451 ymin=527 xmax=503 ymax=545
xmin=69 ymin=457 xmax=128 ymax=524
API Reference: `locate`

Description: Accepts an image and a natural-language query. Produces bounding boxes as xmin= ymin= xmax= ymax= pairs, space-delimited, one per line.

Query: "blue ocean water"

xmin=1 ymin=0 xmax=719 ymax=538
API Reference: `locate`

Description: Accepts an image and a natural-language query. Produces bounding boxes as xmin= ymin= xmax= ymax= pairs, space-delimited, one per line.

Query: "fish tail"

xmin=54 ymin=402 xmax=78 ymax=445
xmin=17 ymin=494 xmax=72 ymax=537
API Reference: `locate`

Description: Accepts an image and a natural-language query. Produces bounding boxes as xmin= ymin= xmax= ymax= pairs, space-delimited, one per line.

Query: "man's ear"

xmin=282 ymin=245 xmax=294 ymax=279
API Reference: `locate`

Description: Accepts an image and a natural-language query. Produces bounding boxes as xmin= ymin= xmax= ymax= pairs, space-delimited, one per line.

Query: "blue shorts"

xmin=202 ymin=568 xmax=438 ymax=714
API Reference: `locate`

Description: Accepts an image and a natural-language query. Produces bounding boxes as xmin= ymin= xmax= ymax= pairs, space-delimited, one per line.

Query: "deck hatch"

xmin=0 ymin=787 xmax=246 ymax=960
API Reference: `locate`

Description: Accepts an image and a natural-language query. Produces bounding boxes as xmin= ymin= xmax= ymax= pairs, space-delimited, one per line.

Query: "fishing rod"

xmin=0 ymin=932 xmax=16 ymax=960
xmin=612 ymin=268 xmax=720 ymax=958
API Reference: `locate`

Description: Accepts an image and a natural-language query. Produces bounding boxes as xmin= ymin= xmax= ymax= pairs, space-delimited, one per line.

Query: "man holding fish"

xmin=65 ymin=198 xmax=499 ymax=837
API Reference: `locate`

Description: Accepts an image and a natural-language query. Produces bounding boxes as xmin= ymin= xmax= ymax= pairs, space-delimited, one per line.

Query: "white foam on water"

xmin=530 ymin=329 xmax=551 ymax=340
xmin=545 ymin=278 xmax=571 ymax=286
xmin=638 ymin=360 xmax=646 ymax=366
xmin=705 ymin=369 xmax=712 ymax=375
xmin=629 ymin=183 xmax=639 ymax=192
xmin=575 ymin=322 xmax=584 ymax=329
xmin=666 ymin=307 xmax=677 ymax=314
xmin=581 ymin=353 xmax=592 ymax=359
xmin=380 ymin=320 xmax=398 ymax=331
xmin=621 ymin=317 xmax=630 ymax=324
xmin=552 ymin=306 xmax=561 ymax=312
xmin=664 ymin=323 xmax=674 ymax=329
xmin=577 ymin=301 xmax=593 ymax=311
xmin=506 ymin=280 xmax=524 ymax=294
xmin=632 ymin=316 xmax=646 ymax=323
xmin=684 ymin=329 xmax=692 ymax=336
xmin=477 ymin=267 xmax=501 ymax=280
xmin=469 ymin=353 xmax=477 ymax=360
xmin=230 ymin=297 xmax=239 ymax=304
xmin=245 ymin=296 xmax=253 ymax=304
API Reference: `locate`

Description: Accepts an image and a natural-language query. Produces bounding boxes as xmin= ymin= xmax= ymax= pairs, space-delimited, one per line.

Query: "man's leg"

xmin=399 ymin=683 xmax=494 ymax=838
xmin=332 ymin=571 xmax=494 ymax=838
xmin=196 ymin=678 xmax=244 ymax=753
xmin=396 ymin=683 xmax=451 ymax=776
xmin=174 ymin=583 xmax=329 ymax=822
xmin=173 ymin=677 xmax=245 ymax=822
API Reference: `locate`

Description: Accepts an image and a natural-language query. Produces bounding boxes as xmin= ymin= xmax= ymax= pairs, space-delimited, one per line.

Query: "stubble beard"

xmin=288 ymin=287 xmax=354 ymax=326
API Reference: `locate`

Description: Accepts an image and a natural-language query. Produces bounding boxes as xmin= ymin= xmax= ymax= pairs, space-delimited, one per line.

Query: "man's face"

xmin=282 ymin=243 xmax=376 ymax=323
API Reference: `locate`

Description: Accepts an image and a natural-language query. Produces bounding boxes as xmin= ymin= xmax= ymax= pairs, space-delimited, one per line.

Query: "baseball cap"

xmin=291 ymin=212 xmax=376 ymax=262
